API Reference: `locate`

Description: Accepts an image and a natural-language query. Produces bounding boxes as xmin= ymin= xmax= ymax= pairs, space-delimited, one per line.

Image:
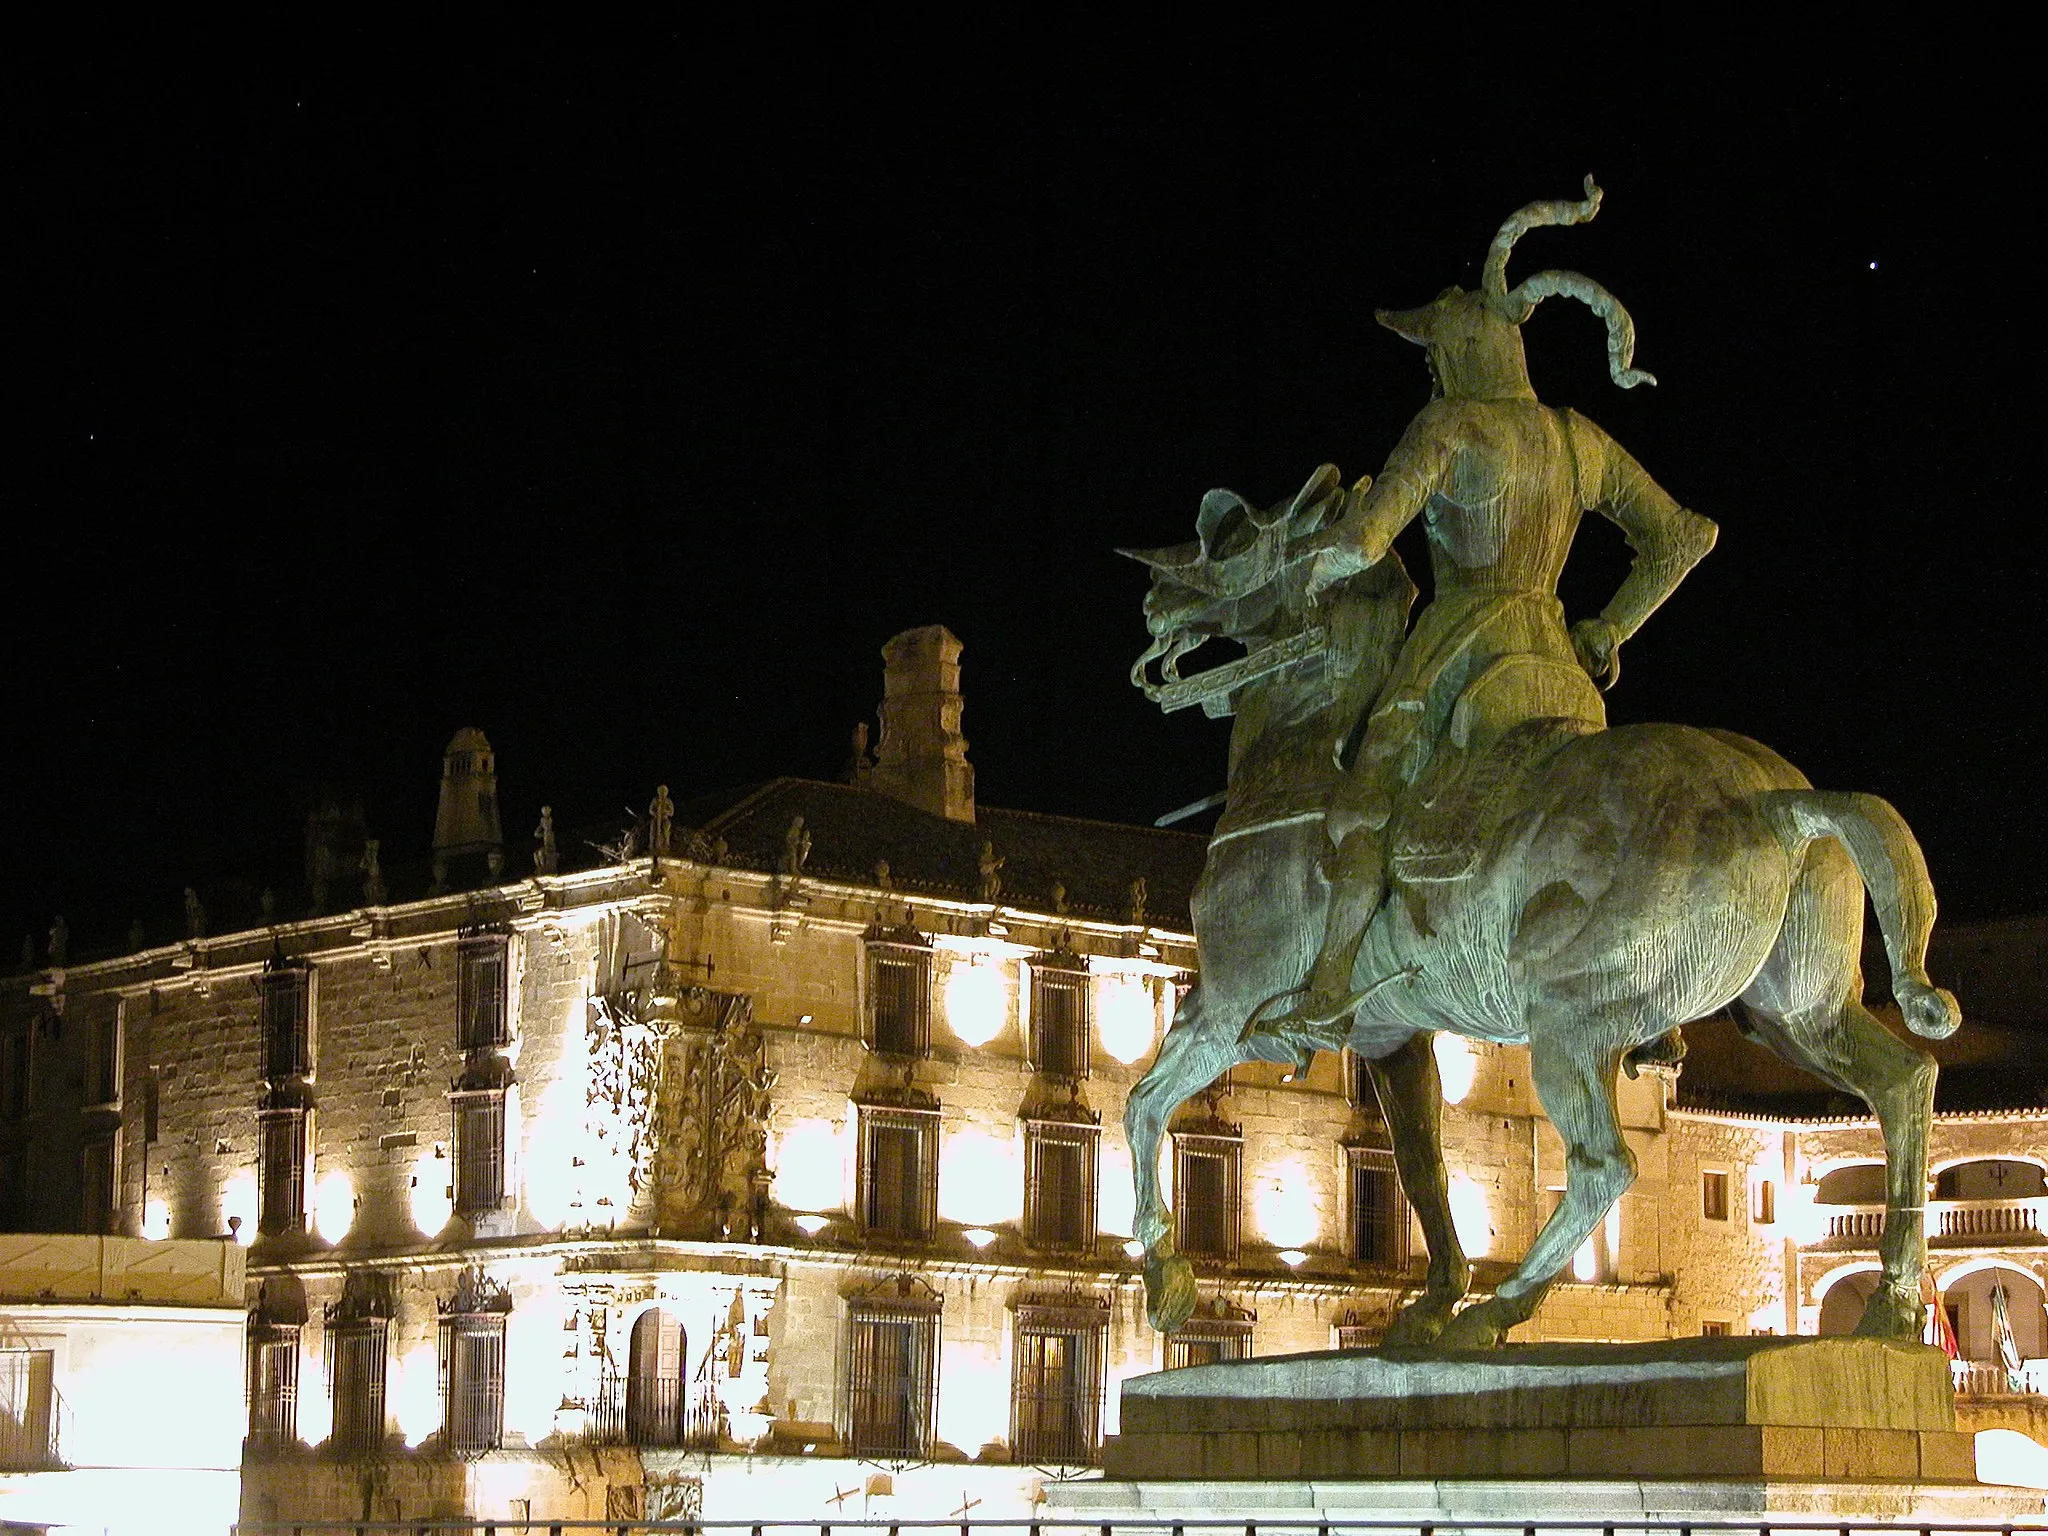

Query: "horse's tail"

xmin=1760 ymin=789 xmax=1961 ymax=1039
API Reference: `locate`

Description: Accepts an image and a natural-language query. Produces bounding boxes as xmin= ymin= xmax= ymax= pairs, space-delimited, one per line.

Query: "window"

xmin=0 ymin=1148 xmax=25 ymax=1230
xmin=1011 ymin=1300 xmax=1107 ymax=1466
xmin=1348 ymin=1147 xmax=1411 ymax=1268
xmin=86 ymin=1008 xmax=121 ymax=1107
xmin=325 ymin=1316 xmax=389 ymax=1454
xmin=1700 ymin=1319 xmax=1730 ymax=1337
xmin=1702 ymin=1169 xmax=1730 ymax=1222
xmin=1342 ymin=1049 xmax=1375 ymax=1110
xmin=1752 ymin=1177 xmax=1776 ymax=1226
xmin=248 ymin=1323 xmax=300 ymax=1448
xmin=867 ymin=941 xmax=933 ymax=1058
xmin=451 ymin=1091 xmax=506 ymax=1216
xmin=1024 ymin=1122 xmax=1098 ymax=1253
xmin=1333 ymin=1310 xmax=1378 ymax=1350
xmin=0 ymin=1030 xmax=30 ymax=1121
xmin=81 ymin=1131 xmax=118 ymax=1235
xmin=858 ymin=1105 xmax=938 ymax=1240
xmin=1167 ymin=1304 xmax=1254 ymax=1370
xmin=259 ymin=1108 xmax=308 ymax=1235
xmin=261 ymin=963 xmax=311 ymax=1080
xmin=846 ymin=1285 xmax=941 ymax=1461
xmin=440 ymin=1310 xmax=508 ymax=1455
xmin=457 ymin=936 xmax=511 ymax=1052
xmin=624 ymin=1309 xmax=688 ymax=1447
xmin=0 ymin=1350 xmax=57 ymax=1471
xmin=1173 ymin=1133 xmax=1241 ymax=1262
xmin=1029 ymin=961 xmax=1090 ymax=1079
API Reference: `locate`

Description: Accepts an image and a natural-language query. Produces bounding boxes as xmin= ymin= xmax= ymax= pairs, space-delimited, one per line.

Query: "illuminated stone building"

xmin=5 ymin=627 xmax=2048 ymax=1525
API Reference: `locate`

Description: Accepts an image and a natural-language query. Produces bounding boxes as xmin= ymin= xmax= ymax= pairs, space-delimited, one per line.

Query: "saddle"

xmin=1388 ymin=654 xmax=1605 ymax=884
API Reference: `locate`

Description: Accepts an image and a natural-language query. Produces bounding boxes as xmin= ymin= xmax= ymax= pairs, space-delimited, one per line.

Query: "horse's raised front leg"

xmin=1360 ymin=1031 xmax=1470 ymax=1345
xmin=1126 ymin=987 xmax=1246 ymax=1333
xmin=1437 ymin=1026 xmax=1635 ymax=1348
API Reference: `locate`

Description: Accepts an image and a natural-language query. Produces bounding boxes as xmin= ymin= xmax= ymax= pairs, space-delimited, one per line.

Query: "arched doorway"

xmin=626 ymin=1308 xmax=687 ymax=1446
xmin=1817 ymin=1268 xmax=1880 ymax=1337
xmin=1940 ymin=1264 xmax=2047 ymax=1395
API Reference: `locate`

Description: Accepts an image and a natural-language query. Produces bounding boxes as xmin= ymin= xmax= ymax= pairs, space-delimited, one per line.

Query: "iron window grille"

xmin=257 ymin=1108 xmax=308 ymax=1236
xmin=846 ymin=1286 xmax=942 ymax=1462
xmin=247 ymin=1322 xmax=300 ymax=1448
xmin=261 ymin=962 xmax=311 ymax=1081
xmin=1347 ymin=1146 xmax=1412 ymax=1269
xmin=324 ymin=1317 xmax=389 ymax=1455
xmin=1010 ymin=1299 xmax=1107 ymax=1467
xmin=457 ymin=934 xmax=511 ymax=1052
xmin=440 ymin=1311 xmax=508 ymax=1456
xmin=857 ymin=1104 xmax=938 ymax=1240
xmin=866 ymin=941 xmax=933 ymax=1058
xmin=1023 ymin=1121 xmax=1099 ymax=1253
xmin=451 ymin=1090 xmax=507 ymax=1216
xmin=80 ymin=1131 xmax=118 ymax=1235
xmin=1028 ymin=962 xmax=1091 ymax=1079
xmin=1166 ymin=1303 xmax=1255 ymax=1370
xmin=1342 ymin=1048 xmax=1373 ymax=1110
xmin=1172 ymin=1132 xmax=1242 ymax=1262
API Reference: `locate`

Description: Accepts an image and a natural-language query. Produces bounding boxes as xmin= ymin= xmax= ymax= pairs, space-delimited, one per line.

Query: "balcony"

xmin=584 ymin=1372 xmax=721 ymax=1449
xmin=1817 ymin=1197 xmax=2046 ymax=1247
xmin=1954 ymin=1357 xmax=2048 ymax=1397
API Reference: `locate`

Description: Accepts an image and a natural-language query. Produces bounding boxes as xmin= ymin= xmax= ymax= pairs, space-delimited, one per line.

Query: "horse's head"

xmin=1122 ymin=465 xmax=1345 ymax=699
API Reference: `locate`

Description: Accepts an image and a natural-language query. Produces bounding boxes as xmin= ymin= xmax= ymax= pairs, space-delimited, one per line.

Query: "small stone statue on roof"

xmin=874 ymin=858 xmax=893 ymax=891
xmin=1051 ymin=880 xmax=1069 ymax=916
xmin=1129 ymin=876 xmax=1149 ymax=926
xmin=260 ymin=888 xmax=277 ymax=923
xmin=127 ymin=919 xmax=146 ymax=953
xmin=534 ymin=805 xmax=558 ymax=875
xmin=977 ymin=841 xmax=1005 ymax=904
xmin=361 ymin=839 xmax=387 ymax=905
xmin=183 ymin=886 xmax=207 ymax=941
xmin=781 ymin=815 xmax=812 ymax=877
xmin=843 ymin=722 xmax=875 ymax=786
xmin=649 ymin=785 xmax=676 ymax=857
xmin=47 ymin=915 xmax=67 ymax=969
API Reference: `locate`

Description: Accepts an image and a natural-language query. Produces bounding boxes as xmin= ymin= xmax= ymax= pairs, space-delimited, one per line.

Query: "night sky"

xmin=12 ymin=46 xmax=2041 ymax=958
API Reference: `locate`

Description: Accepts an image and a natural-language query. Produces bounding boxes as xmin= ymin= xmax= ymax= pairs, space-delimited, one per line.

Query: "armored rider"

xmin=1258 ymin=179 xmax=1718 ymax=1050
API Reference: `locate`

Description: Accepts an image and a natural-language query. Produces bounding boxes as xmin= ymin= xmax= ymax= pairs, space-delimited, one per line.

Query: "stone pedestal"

xmin=1058 ymin=1336 xmax=2047 ymax=1520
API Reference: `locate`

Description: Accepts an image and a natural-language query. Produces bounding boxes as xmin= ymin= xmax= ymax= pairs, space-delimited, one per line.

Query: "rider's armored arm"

xmin=1568 ymin=408 xmax=1717 ymax=645
xmin=1305 ymin=410 xmax=1451 ymax=591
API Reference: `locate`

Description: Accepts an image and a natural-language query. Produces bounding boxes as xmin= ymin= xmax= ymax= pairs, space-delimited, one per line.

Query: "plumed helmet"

xmin=1377 ymin=177 xmax=1656 ymax=399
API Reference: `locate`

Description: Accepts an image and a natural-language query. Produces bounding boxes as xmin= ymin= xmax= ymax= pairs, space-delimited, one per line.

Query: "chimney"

xmin=871 ymin=625 xmax=975 ymax=823
xmin=434 ymin=728 xmax=504 ymax=878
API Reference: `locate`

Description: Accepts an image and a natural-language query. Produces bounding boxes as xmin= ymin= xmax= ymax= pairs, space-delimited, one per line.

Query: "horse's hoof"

xmin=1434 ymin=1300 xmax=1513 ymax=1350
xmin=1381 ymin=1293 xmax=1458 ymax=1347
xmin=1145 ymin=1253 xmax=1198 ymax=1333
xmin=1855 ymin=1283 xmax=1925 ymax=1341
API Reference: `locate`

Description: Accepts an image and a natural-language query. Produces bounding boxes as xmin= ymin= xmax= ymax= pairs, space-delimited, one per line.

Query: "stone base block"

xmin=1109 ymin=1335 xmax=1978 ymax=1484
xmin=1047 ymin=1475 xmax=2048 ymax=1523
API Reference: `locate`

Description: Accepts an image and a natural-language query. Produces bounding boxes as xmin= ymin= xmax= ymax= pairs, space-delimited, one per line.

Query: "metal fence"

xmin=226 ymin=1521 xmax=2048 ymax=1536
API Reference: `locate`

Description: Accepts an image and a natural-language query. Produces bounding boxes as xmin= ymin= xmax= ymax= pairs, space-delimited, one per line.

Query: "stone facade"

xmin=3 ymin=634 xmax=2044 ymax=1523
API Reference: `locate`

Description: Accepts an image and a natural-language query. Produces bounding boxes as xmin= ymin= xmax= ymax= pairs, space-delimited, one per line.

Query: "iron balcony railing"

xmin=227 ymin=1518 xmax=2048 ymax=1536
xmin=585 ymin=1371 xmax=721 ymax=1449
xmin=1823 ymin=1196 xmax=2047 ymax=1243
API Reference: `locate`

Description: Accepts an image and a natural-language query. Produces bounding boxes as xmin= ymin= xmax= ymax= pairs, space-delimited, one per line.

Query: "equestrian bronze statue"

xmin=1123 ymin=179 xmax=1959 ymax=1351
